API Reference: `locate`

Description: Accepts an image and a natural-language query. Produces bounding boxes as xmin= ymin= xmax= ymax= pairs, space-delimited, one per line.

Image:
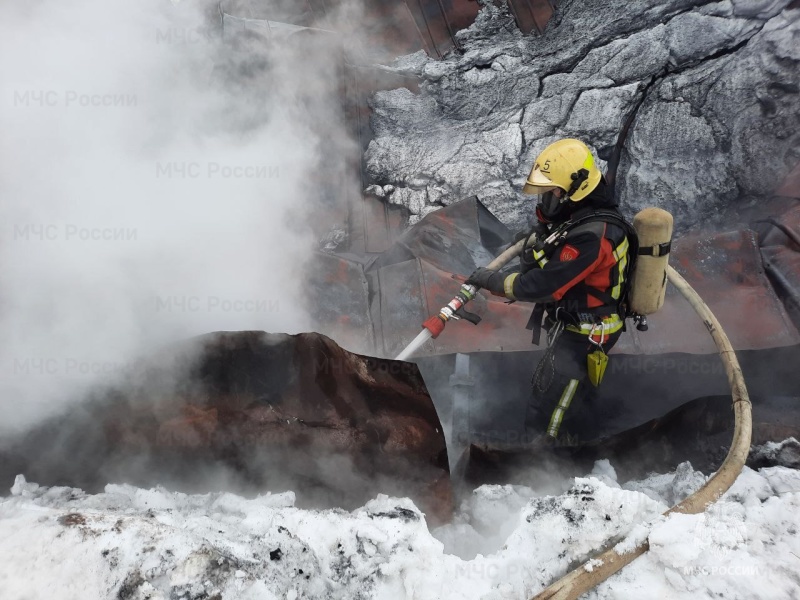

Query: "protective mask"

xmin=537 ymin=191 xmax=568 ymax=222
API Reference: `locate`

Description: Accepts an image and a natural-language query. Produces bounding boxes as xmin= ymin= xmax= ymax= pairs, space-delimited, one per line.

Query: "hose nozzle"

xmin=421 ymin=284 xmax=480 ymax=338
xmin=422 ymin=315 xmax=446 ymax=338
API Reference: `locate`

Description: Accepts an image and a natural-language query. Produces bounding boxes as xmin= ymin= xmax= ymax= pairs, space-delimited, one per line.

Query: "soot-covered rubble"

xmin=365 ymin=0 xmax=800 ymax=231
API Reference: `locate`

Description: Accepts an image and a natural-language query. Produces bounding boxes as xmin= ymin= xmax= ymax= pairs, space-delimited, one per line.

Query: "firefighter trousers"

xmin=525 ymin=329 xmax=622 ymax=440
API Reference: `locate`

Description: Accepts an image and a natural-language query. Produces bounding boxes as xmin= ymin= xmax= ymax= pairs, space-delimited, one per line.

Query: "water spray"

xmin=394 ymin=283 xmax=480 ymax=361
xmin=394 ymin=236 xmax=530 ymax=361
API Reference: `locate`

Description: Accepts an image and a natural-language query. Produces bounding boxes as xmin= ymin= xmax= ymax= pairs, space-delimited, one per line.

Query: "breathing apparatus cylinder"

xmin=629 ymin=207 xmax=673 ymax=316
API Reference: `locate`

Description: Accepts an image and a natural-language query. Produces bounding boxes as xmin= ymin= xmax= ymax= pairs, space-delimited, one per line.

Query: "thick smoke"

xmin=0 ymin=0 xmax=358 ymax=434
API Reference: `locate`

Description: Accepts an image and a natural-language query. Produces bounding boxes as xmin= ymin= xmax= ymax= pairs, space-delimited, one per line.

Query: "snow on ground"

xmin=1 ymin=459 xmax=799 ymax=600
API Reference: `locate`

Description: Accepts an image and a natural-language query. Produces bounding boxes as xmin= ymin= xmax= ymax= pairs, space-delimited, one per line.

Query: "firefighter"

xmin=466 ymin=138 xmax=634 ymax=444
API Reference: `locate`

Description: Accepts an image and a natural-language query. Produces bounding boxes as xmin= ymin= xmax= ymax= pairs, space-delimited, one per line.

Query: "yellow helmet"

xmin=522 ymin=139 xmax=602 ymax=201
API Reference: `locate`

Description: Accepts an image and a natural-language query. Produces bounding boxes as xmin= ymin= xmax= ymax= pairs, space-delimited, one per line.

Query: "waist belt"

xmin=565 ymin=313 xmax=624 ymax=344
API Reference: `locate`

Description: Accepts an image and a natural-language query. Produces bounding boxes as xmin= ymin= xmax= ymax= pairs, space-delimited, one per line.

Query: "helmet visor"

xmin=522 ymin=167 xmax=557 ymax=195
xmin=523 ymin=183 xmax=557 ymax=195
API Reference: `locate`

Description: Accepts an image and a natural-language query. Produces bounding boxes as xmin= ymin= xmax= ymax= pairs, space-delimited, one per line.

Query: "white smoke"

xmin=0 ymin=0 xmax=359 ymax=433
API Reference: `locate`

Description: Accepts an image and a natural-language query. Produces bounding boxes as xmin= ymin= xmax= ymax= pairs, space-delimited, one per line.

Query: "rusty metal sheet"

xmin=672 ymin=229 xmax=800 ymax=349
xmin=404 ymin=0 xmax=557 ymax=55
xmin=405 ymin=0 xmax=556 ymax=55
xmin=762 ymin=245 xmax=800 ymax=327
xmin=503 ymin=0 xmax=558 ymax=34
xmin=769 ymin=203 xmax=800 ymax=241
xmin=615 ymin=229 xmax=800 ymax=355
xmin=529 ymin=0 xmax=557 ymax=33
xmin=760 ymin=204 xmax=800 ymax=328
xmin=407 ymin=0 xmax=457 ymax=57
xmin=307 ymin=252 xmax=375 ymax=355
xmin=368 ymin=197 xmax=511 ymax=275
xmin=506 ymin=0 xmax=537 ymax=35
xmin=0 ymin=332 xmax=454 ymax=524
xmin=485 ymin=0 xmax=559 ymax=36
xmin=756 ymin=204 xmax=800 ymax=249
xmin=405 ymin=0 xmax=480 ymax=56
xmin=773 ymin=203 xmax=800 ymax=235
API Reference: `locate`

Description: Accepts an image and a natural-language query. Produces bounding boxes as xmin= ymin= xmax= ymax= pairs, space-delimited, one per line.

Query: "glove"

xmin=519 ymin=247 xmax=539 ymax=274
xmin=466 ymin=267 xmax=505 ymax=296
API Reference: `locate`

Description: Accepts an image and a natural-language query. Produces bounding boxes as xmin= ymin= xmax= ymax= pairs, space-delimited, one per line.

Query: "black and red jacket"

xmin=504 ymin=184 xmax=631 ymax=319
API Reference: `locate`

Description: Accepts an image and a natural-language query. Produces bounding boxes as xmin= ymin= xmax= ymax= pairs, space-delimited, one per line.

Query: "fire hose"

xmin=532 ymin=265 xmax=752 ymax=599
xmin=394 ymin=240 xmax=752 ymax=598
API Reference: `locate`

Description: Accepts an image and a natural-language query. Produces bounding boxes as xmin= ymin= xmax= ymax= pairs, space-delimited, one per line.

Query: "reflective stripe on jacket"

xmin=504 ymin=211 xmax=630 ymax=333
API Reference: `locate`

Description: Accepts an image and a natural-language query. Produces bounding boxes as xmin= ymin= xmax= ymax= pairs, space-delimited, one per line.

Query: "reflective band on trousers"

xmin=565 ymin=314 xmax=624 ymax=343
xmin=547 ymin=378 xmax=579 ymax=438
